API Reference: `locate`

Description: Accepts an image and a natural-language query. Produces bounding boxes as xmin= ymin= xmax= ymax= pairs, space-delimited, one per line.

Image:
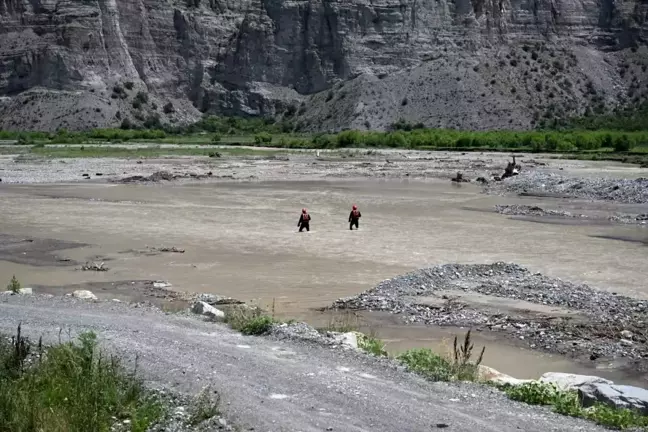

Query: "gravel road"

xmin=0 ymin=295 xmax=603 ymax=432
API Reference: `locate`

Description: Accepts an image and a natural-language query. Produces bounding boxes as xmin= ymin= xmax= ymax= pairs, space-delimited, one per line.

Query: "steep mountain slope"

xmin=0 ymin=0 xmax=646 ymax=131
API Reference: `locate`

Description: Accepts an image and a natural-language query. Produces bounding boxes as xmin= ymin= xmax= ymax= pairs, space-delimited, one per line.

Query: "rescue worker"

xmin=348 ymin=204 xmax=361 ymax=230
xmin=298 ymin=208 xmax=311 ymax=232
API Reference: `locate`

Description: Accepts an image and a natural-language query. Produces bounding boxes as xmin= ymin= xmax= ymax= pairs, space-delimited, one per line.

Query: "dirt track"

xmin=0 ymin=294 xmax=605 ymax=432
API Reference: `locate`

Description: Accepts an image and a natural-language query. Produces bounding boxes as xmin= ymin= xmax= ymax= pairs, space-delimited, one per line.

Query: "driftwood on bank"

xmin=498 ymin=156 xmax=521 ymax=181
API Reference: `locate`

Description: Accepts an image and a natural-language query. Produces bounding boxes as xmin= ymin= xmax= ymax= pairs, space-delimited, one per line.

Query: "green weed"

xmin=397 ymin=331 xmax=485 ymax=382
xmin=6 ymin=275 xmax=20 ymax=294
xmin=224 ymin=306 xmax=275 ymax=336
xmin=357 ymin=333 xmax=387 ymax=357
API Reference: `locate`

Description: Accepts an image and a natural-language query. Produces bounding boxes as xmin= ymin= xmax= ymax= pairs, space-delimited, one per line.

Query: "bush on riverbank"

xmin=224 ymin=306 xmax=276 ymax=336
xmin=504 ymin=382 xmax=648 ymax=429
xmin=2 ymin=111 xmax=648 ymax=154
xmin=0 ymin=325 xmax=162 ymax=432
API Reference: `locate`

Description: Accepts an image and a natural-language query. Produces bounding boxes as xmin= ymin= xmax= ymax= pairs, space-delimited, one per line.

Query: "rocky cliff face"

xmin=0 ymin=0 xmax=646 ymax=131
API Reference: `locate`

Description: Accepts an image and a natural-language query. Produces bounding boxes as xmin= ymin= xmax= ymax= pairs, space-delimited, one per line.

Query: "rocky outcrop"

xmin=579 ymin=383 xmax=648 ymax=413
xmin=0 ymin=0 xmax=647 ymax=131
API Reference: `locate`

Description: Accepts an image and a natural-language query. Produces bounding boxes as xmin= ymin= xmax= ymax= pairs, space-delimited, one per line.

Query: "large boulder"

xmin=539 ymin=372 xmax=613 ymax=391
xmin=579 ymin=384 xmax=648 ymax=414
xmin=191 ymin=301 xmax=225 ymax=321
xmin=72 ymin=290 xmax=98 ymax=300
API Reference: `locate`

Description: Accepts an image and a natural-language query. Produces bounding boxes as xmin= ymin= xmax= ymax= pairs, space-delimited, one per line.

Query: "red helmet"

xmin=302 ymin=208 xmax=307 ymax=213
xmin=352 ymin=205 xmax=357 ymax=210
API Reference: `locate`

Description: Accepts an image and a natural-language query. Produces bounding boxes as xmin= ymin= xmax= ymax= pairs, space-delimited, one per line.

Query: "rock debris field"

xmin=487 ymin=172 xmax=648 ymax=204
xmin=332 ymin=263 xmax=648 ymax=373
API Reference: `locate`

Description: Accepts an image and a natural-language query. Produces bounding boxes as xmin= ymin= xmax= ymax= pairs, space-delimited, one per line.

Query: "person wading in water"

xmin=348 ymin=204 xmax=361 ymax=230
xmin=298 ymin=208 xmax=311 ymax=232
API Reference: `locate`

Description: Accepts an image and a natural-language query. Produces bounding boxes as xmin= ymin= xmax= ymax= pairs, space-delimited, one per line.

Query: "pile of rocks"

xmin=332 ymin=263 xmax=648 ymax=369
xmin=494 ymin=204 xmax=583 ymax=218
xmin=486 ymin=172 xmax=648 ymax=204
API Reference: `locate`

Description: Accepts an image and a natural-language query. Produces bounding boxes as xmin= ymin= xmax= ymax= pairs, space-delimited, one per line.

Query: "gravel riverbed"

xmin=487 ymin=172 xmax=648 ymax=204
xmin=331 ymin=263 xmax=648 ymax=374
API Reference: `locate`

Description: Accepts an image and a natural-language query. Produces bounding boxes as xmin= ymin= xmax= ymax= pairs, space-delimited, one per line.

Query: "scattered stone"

xmin=72 ymin=290 xmax=98 ymax=300
xmin=621 ymin=330 xmax=633 ymax=339
xmin=539 ymin=372 xmax=613 ymax=391
xmin=191 ymin=301 xmax=225 ymax=321
xmin=157 ymin=246 xmax=185 ymax=253
xmin=620 ymin=339 xmax=633 ymax=346
xmin=486 ymin=172 xmax=648 ymax=204
xmin=153 ymin=281 xmax=172 ymax=289
xmin=81 ymin=261 xmax=108 ymax=271
xmin=476 ymin=177 xmax=488 ymax=184
xmin=95 ymin=172 xmax=103 ymax=176
xmin=194 ymin=293 xmax=245 ymax=306
xmin=579 ymin=383 xmax=648 ymax=414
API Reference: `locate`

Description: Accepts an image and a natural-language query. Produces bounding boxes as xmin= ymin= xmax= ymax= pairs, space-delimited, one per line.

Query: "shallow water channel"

xmin=0 ymin=179 xmax=646 ymax=384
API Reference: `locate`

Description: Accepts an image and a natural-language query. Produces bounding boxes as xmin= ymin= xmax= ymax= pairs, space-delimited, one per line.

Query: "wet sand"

xmin=1 ymin=172 xmax=647 ymax=382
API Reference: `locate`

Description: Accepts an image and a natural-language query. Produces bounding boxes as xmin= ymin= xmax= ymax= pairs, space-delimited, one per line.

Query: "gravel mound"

xmin=486 ymin=172 xmax=648 ymax=204
xmin=332 ymin=263 xmax=648 ymax=370
xmin=494 ymin=205 xmax=582 ymax=218
xmin=608 ymin=213 xmax=648 ymax=224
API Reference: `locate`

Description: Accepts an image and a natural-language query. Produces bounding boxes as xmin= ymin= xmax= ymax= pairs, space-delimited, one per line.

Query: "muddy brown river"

xmin=1 ymin=178 xmax=647 ymax=384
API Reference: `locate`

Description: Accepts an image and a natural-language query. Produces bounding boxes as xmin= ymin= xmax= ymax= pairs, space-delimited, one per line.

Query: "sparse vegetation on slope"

xmin=0 ymin=326 xmax=163 ymax=432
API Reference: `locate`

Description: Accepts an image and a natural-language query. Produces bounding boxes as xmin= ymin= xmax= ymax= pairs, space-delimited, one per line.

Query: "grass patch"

xmin=357 ymin=332 xmax=387 ymax=357
xmin=397 ymin=331 xmax=485 ymax=382
xmin=318 ymin=310 xmax=361 ymax=333
xmin=224 ymin=306 xmax=275 ymax=336
xmin=504 ymin=381 xmax=648 ymax=429
xmin=0 ymin=325 xmax=163 ymax=432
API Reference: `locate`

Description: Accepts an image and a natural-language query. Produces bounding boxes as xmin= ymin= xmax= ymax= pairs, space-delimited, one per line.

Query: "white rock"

xmin=621 ymin=330 xmax=633 ymax=339
xmin=72 ymin=290 xmax=98 ymax=300
xmin=620 ymin=338 xmax=633 ymax=346
xmin=153 ymin=281 xmax=171 ymax=288
xmin=539 ymin=372 xmax=613 ymax=391
xmin=2 ymin=287 xmax=33 ymax=295
xmin=191 ymin=301 xmax=225 ymax=321
xmin=477 ymin=365 xmax=532 ymax=386
xmin=333 ymin=332 xmax=359 ymax=349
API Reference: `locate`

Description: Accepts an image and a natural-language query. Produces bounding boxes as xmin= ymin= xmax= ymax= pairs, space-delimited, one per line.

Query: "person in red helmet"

xmin=348 ymin=204 xmax=361 ymax=230
xmin=298 ymin=208 xmax=311 ymax=232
